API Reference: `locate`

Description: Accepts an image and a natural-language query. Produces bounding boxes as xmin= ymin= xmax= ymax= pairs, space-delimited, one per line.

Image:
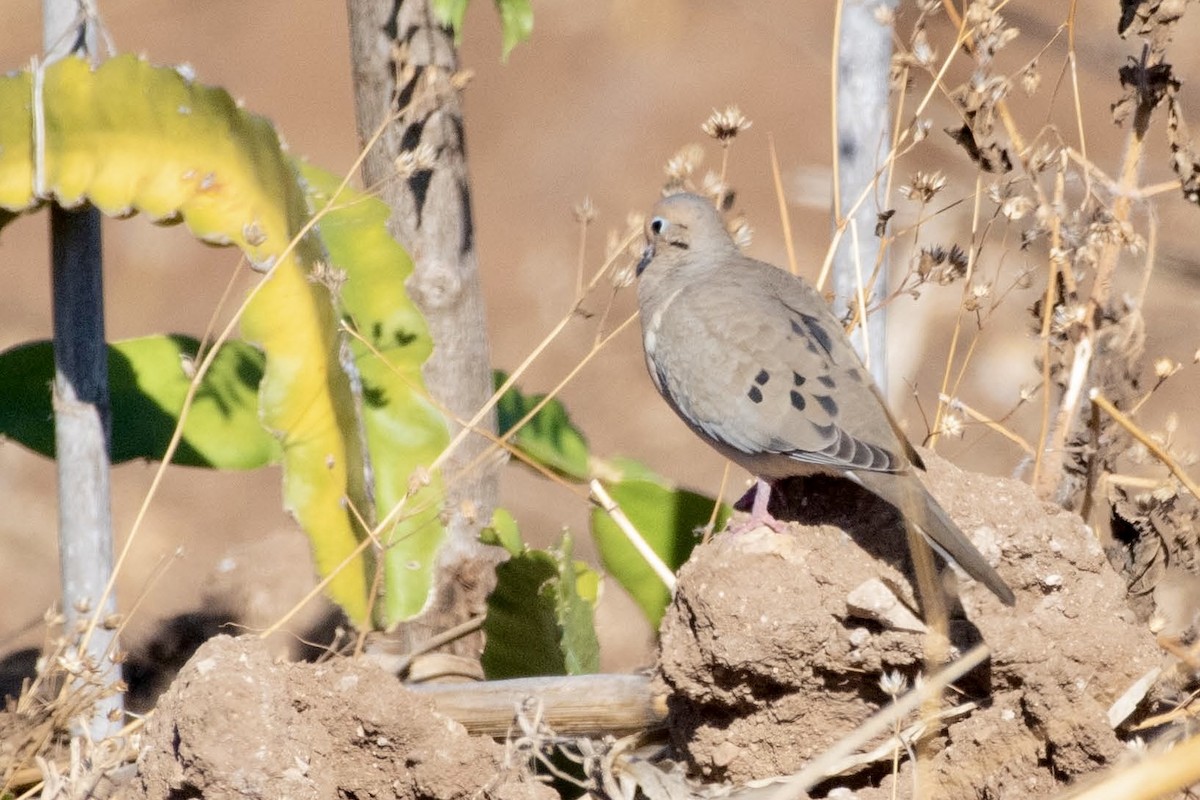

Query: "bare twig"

xmin=767 ymin=644 xmax=991 ymax=800
xmin=1090 ymin=390 xmax=1200 ymax=499
xmin=589 ymin=479 xmax=676 ymax=592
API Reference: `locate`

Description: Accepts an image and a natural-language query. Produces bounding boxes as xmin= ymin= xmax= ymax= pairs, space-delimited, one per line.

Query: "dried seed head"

xmin=940 ymin=413 xmax=965 ymax=438
xmin=702 ymin=106 xmax=752 ymax=143
xmin=311 ymin=261 xmax=348 ymax=298
xmin=879 ymin=670 xmax=908 ymax=697
xmin=898 ymin=171 xmax=947 ymax=203
xmin=243 ymin=220 xmax=267 ymax=247
xmin=915 ymin=243 xmax=968 ymax=284
xmin=1019 ymin=60 xmax=1042 ymax=96
xmin=1001 ymin=195 xmax=1035 ymax=221
xmin=1028 ymin=144 xmax=1060 ymax=175
xmin=963 ymin=284 xmax=989 ymax=312
xmin=1052 ymin=302 xmax=1088 ymax=336
xmin=394 ymin=142 xmax=438 ymax=177
xmin=573 ymin=196 xmax=597 ymax=224
xmin=408 ymin=465 xmax=432 ymax=496
xmin=1154 ymin=356 xmax=1179 ymax=379
xmin=917 ymin=246 xmax=941 ymax=280
xmin=664 ymin=143 xmax=705 ymax=181
xmin=944 ymin=244 xmax=969 ymax=283
xmin=911 ymin=28 xmax=936 ymax=69
xmin=700 ymin=171 xmax=734 ymax=209
xmin=1152 ymin=479 xmax=1180 ymax=503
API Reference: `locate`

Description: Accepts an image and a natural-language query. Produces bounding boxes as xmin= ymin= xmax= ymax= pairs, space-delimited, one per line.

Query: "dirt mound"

xmin=657 ymin=452 xmax=1162 ymax=797
xmin=134 ymin=635 xmax=555 ymax=800
xmin=122 ymin=453 xmax=1177 ymax=799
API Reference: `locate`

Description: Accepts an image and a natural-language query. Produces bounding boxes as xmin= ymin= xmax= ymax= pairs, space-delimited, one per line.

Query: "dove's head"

xmin=636 ymin=192 xmax=738 ymax=280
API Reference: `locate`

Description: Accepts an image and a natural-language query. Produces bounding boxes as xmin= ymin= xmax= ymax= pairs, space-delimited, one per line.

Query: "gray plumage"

xmin=635 ymin=192 xmax=1014 ymax=606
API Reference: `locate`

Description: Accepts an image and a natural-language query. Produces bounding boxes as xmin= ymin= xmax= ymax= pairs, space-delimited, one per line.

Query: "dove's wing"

xmin=647 ymin=256 xmax=910 ymax=480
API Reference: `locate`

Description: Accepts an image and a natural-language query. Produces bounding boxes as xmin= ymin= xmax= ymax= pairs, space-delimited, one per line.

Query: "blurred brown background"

xmin=1 ymin=2 xmax=1198 ymax=668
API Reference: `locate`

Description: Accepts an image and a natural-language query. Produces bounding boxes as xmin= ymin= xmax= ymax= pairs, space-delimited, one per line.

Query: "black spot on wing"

xmin=790 ymin=390 xmax=805 ymax=411
xmin=748 ymin=386 xmax=763 ymax=404
xmin=815 ymin=394 xmax=838 ymax=417
xmin=813 ymin=422 xmax=836 ymax=440
xmin=793 ymin=372 xmax=805 ymax=386
xmin=817 ymin=375 xmax=835 ymax=388
xmin=754 ymin=369 xmax=770 ymax=386
xmin=800 ymin=313 xmax=834 ymax=355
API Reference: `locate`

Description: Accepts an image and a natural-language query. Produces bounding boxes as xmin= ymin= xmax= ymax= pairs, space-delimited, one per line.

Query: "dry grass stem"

xmin=766 ymin=643 xmax=990 ymax=800
xmin=1090 ymin=389 xmax=1200 ymax=501
xmin=1056 ymin=731 xmax=1200 ymax=800
xmin=938 ymin=393 xmax=1034 ymax=455
xmin=767 ymin=132 xmax=799 ymax=277
xmin=589 ymin=479 xmax=676 ymax=592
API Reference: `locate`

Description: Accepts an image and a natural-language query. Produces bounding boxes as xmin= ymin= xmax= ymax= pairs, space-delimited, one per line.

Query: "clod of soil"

xmin=134 ymin=635 xmax=555 ymax=800
xmin=657 ymin=452 xmax=1161 ymax=797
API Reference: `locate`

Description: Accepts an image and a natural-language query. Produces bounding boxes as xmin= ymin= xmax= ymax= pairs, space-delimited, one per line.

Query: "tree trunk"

xmin=346 ymin=0 xmax=500 ymax=651
xmin=44 ymin=0 xmax=124 ymax=736
xmin=832 ymin=0 xmax=898 ymax=391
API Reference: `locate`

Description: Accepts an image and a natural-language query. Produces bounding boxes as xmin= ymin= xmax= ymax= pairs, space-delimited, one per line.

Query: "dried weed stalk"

xmin=886 ymin=1 xmax=1200 ymax=754
xmin=0 ymin=609 xmax=135 ymax=797
xmin=887 ymin=1 xmax=1196 ymax=513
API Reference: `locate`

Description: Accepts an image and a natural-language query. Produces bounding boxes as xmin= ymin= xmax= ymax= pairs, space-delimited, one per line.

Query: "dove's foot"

xmin=727 ymin=478 xmax=789 ymax=535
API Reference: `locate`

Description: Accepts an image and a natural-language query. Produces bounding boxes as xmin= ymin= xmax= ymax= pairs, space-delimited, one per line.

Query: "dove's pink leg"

xmin=728 ymin=478 xmax=789 ymax=534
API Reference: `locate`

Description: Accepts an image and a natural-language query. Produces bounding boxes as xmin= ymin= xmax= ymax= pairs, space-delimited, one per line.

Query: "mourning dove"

xmin=635 ymin=192 xmax=1015 ymax=606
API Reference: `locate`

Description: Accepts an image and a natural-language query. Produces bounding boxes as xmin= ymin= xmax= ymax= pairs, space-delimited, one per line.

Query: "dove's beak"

xmin=636 ymin=242 xmax=655 ymax=276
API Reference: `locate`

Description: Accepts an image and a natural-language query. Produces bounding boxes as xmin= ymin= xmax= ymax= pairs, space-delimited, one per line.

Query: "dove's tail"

xmin=917 ymin=490 xmax=1016 ymax=606
xmin=855 ymin=472 xmax=1016 ymax=606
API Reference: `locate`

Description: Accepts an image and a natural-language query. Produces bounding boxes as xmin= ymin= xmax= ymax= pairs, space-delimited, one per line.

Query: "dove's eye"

xmin=649 ymin=217 xmax=667 ymax=235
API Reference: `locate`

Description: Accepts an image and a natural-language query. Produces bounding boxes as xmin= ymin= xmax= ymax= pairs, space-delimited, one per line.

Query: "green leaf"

xmin=590 ymin=467 xmax=731 ymax=627
xmin=496 ymin=0 xmax=533 ymax=60
xmin=597 ymin=455 xmax=665 ymax=484
xmin=482 ymin=531 xmax=600 ymax=679
xmin=0 ymin=55 xmax=377 ymax=622
xmin=0 ymin=56 xmax=451 ymax=629
xmin=428 ymin=0 xmax=531 ymax=58
xmin=299 ymin=163 xmax=450 ymax=628
xmin=494 ymin=371 xmax=590 ymax=481
xmin=0 ymin=336 xmax=277 ymax=469
xmin=480 ymin=507 xmax=524 ymax=557
xmin=430 ymin=0 xmax=469 ymax=45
